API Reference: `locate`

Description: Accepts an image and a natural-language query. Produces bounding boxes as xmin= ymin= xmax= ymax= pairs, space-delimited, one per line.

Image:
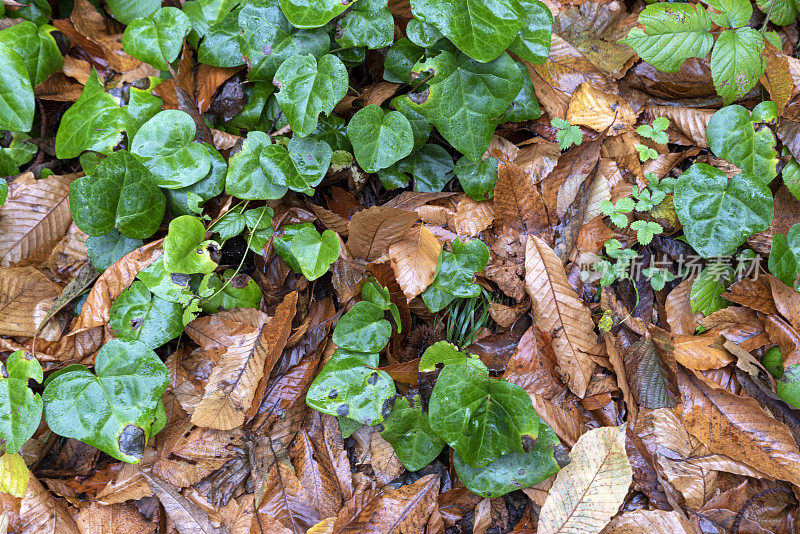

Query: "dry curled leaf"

xmin=388 ymin=224 xmax=441 ymax=301
xmin=0 ymin=267 xmax=61 ymax=338
xmin=494 ymin=162 xmax=549 ymax=235
xmin=346 ymin=206 xmax=418 ymax=261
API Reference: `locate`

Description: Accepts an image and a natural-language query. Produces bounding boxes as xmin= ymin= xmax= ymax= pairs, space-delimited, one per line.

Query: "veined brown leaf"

xmin=760 ymin=42 xmax=792 ymax=114
xmin=525 ymin=235 xmax=597 ymax=397
xmin=346 ymin=206 xmax=417 ymax=261
xmin=679 ymin=369 xmax=800 ymax=485
xmin=538 ymin=426 xmax=632 ymax=534
xmin=650 ymin=327 xmax=733 ymax=371
xmin=257 ymin=459 xmax=322 ymax=533
xmin=566 ymin=83 xmax=636 ymax=135
xmin=665 ymin=278 xmax=701 ymax=335
xmin=529 ymin=392 xmax=586 ymax=448
xmin=73 ymin=501 xmax=155 ymax=534
xmin=722 ymin=276 xmax=778 ymax=316
xmin=141 ymin=470 xmax=224 ymax=534
xmin=43 ymin=223 xmax=89 ymax=282
xmin=388 ymin=224 xmax=441 ymax=301
xmin=495 ymin=162 xmax=549 ymax=235
xmin=453 ymin=196 xmax=494 ymax=237
xmin=644 ymin=106 xmax=714 ymax=148
xmin=95 ymin=463 xmax=151 ymax=505
xmin=602 ymin=509 xmax=694 ymax=533
xmin=17 ymin=475 xmax=80 ymax=534
xmin=0 ymin=173 xmax=76 ymax=267
xmin=0 ymin=267 xmax=61 ymax=338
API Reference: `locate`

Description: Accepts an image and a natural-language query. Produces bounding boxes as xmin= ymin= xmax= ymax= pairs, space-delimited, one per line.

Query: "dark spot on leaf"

xmin=118 ymin=424 xmax=145 ymax=460
xmin=518 ymin=468 xmax=525 ymax=475
xmin=170 ymin=273 xmax=191 ymax=287
xmin=381 ymin=397 xmax=395 ymax=418
xmin=230 ymin=274 xmax=249 ymax=289
xmin=408 ymin=88 xmax=430 ymax=105
xmin=337 ymin=404 xmax=349 ymax=416
xmin=130 ymin=317 xmax=144 ymax=330
xmin=368 ymin=372 xmax=379 ymax=385
xmin=374 ymin=423 xmax=384 ymax=432
xmin=262 ymin=44 xmax=273 ymax=56
xmin=328 ymin=389 xmax=338 ymax=399
xmin=208 ymin=243 xmax=222 ymax=264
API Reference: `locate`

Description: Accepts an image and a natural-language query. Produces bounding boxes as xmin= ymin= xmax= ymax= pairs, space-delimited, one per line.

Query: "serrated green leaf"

xmin=706 ymin=0 xmax=752 ymax=27
xmin=43 ymin=339 xmax=169 ymax=463
xmin=690 ymin=264 xmax=731 ymax=314
xmin=706 ymin=104 xmax=778 ymax=183
xmin=552 ymin=118 xmax=583 ymax=150
xmin=109 ymin=281 xmax=185 ymax=349
xmin=123 ymin=7 xmax=191 ymax=70
xmin=198 ymin=269 xmax=262 ymax=313
xmin=630 ymin=220 xmax=662 ymax=245
xmin=163 ymin=215 xmax=219 ymax=274
xmin=507 ymin=0 xmax=553 ymax=64
xmin=69 ymin=151 xmax=165 ymax=239
xmin=348 ymin=105 xmax=415 ymax=173
xmin=86 ymin=231 xmax=144 ymax=272
xmin=621 ymin=4 xmax=713 ymax=73
xmin=225 ymin=131 xmax=288 ymax=200
xmin=429 ymin=361 xmax=539 ymax=469
xmin=455 ymin=156 xmax=499 ymax=200
xmin=106 ymin=0 xmax=160 ymax=24
xmin=274 ymin=53 xmax=348 ymax=137
xmin=710 ymin=28 xmax=765 ymax=105
xmin=410 ymin=0 xmax=525 ymax=62
xmin=757 ymin=0 xmax=798 ymax=25
xmin=674 ymin=163 xmax=773 ymax=258
xmin=381 ymin=395 xmax=446 ymax=471
xmin=260 ymin=136 xmax=332 ymax=194
xmin=279 ymin=0 xmax=355 ymax=28
xmin=290 ymin=227 xmax=340 ymax=280
xmin=0 ymin=352 xmax=43 ymax=454
xmin=335 ymin=0 xmax=394 ymax=49
xmin=332 ymin=300 xmax=392 ymax=353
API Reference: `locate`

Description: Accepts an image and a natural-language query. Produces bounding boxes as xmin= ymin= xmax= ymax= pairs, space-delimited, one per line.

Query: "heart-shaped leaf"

xmin=290 ymin=227 xmax=340 ymax=280
xmin=410 ymin=0 xmax=525 ymax=62
xmin=402 ymin=144 xmax=454 ymax=192
xmin=43 ymin=339 xmax=169 ymax=463
xmin=332 ymin=300 xmax=392 ymax=353
xmin=197 ymin=6 xmax=246 ymax=67
xmin=260 ymin=136 xmax=332 ymax=194
xmin=422 ymin=237 xmax=490 ymax=312
xmin=335 ymin=0 xmax=394 ymax=49
xmin=0 ymin=21 xmax=63 ymax=87
xmin=109 ymin=281 xmax=185 ymax=349
xmin=225 ymin=131 xmax=289 ymax=200
xmin=165 ymin=143 xmax=227 ymax=216
xmin=107 ymin=0 xmax=160 ymax=24
xmin=182 ymin=0 xmax=236 ymax=45
xmin=419 ymin=341 xmax=481 ymax=372
xmin=69 ymin=151 xmax=166 ymax=239
xmin=429 ymin=360 xmax=539 ymax=469
xmin=347 ymin=104 xmax=415 ymax=173
xmin=674 ymin=163 xmax=773 ymax=258
xmin=131 ymin=110 xmax=212 ymax=189
xmin=122 ymin=7 xmax=191 ymax=70
xmin=508 ymin=0 xmax=552 ymax=64
xmin=0 ymin=351 xmax=43 ymax=454
xmin=87 ymin=231 xmax=144 ymax=272
xmin=273 ymin=53 xmax=348 ymax=137
xmin=706 ymin=103 xmax=778 ymax=183
xmin=198 ymin=269 xmax=262 ymax=313
xmin=406 ymin=18 xmax=444 ymax=47
xmin=163 ymin=215 xmax=220 ymax=274
xmin=279 ymin=0 xmax=355 ymax=28
xmin=306 ymin=349 xmax=395 ymax=424
xmin=455 ymin=155 xmax=499 ymax=200
xmin=381 ymin=394 xmax=446 ymax=471
xmin=136 ymin=256 xmax=196 ymax=305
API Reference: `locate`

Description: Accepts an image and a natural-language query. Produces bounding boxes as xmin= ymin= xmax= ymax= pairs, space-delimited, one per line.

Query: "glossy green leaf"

xmin=422 ymin=237 xmax=490 ymax=312
xmin=403 ymin=144 xmax=454 ymax=192
xmin=757 ymin=0 xmax=798 ymax=25
xmin=165 ymin=143 xmax=227 ymax=216
xmin=710 ymin=28 xmax=765 ymax=105
xmin=306 ymin=349 xmax=395 ymax=425
xmin=410 ymin=0 xmax=525 ymax=62
xmin=279 ymin=0 xmax=355 ymax=28
xmin=419 ymin=341 xmax=479 ymax=371
xmin=690 ymin=263 xmax=731 ymax=315
xmin=109 ymin=281 xmax=185 ymax=349
xmin=0 ymin=21 xmax=63 ymax=87
xmin=225 ymin=131 xmax=288 ymax=200
xmin=86 ymin=231 xmax=144 ymax=272
xmin=401 ymin=50 xmax=522 ymax=161
xmin=338 ymin=415 xmax=361 ymax=438
xmin=55 ymin=70 xmax=128 ymax=159
xmin=0 ymin=179 xmax=7 ymax=206
xmin=381 ymin=395 xmax=446 ymax=471
xmin=274 ymin=54 xmax=348 ymax=137
xmin=107 ymin=0 xmax=160 ymax=24
xmin=390 ymin=96 xmax=431 ymax=151
xmin=383 ymin=38 xmax=424 ymax=83
xmin=136 ymin=256 xmax=195 ymax=306
xmin=198 ymin=269 xmax=262 ymax=313
xmin=429 ymin=361 xmax=539 ymax=469
xmin=183 ymin=0 xmax=237 ymax=45
xmin=130 ymin=110 xmax=211 ymax=189
xmin=260 ymin=136 xmax=332 ymax=195
xmin=69 ymin=151 xmax=165 ymax=239
xmin=335 ymin=0 xmax=394 ymax=49
xmin=769 ymin=230 xmax=800 ymax=288
xmin=674 ymin=163 xmax=773 ymax=258
xmin=454 ymin=418 xmax=559 ymax=497
xmin=778 ymin=364 xmax=800 ymax=408
xmin=238 ymin=0 xmax=329 ymax=82
xmin=124 ymin=78 xmax=164 ymax=139
xmin=163 ymin=215 xmax=220 ymax=275
xmin=507 ymin=0 xmax=553 ymax=64
xmin=198 ymin=6 xmax=245 ymax=67
xmin=332 ymin=300 xmax=392 ymax=353
xmin=123 ymin=8 xmax=191 ymax=70
xmin=290 ymin=227 xmax=340 ymax=281
xmin=43 ymin=339 xmax=169 ymax=463
xmin=8 ymin=0 xmax=51 ymax=25
xmin=455 ymin=156 xmax=499 ymax=200
xmin=273 ymin=223 xmax=314 ymax=272
xmin=706 ymin=104 xmax=777 ymax=183
xmin=347 ymin=105 xmax=415 ymax=173
xmin=498 ymin=63 xmax=541 ymax=123
xmin=0 ymin=352 xmax=43 ymax=454
xmin=308 ymin=115 xmax=352 ymax=152
xmin=406 ymin=18 xmax=443 ymax=47
xmin=621 ymin=4 xmax=713 ymax=73
xmin=706 ymin=0 xmax=752 ymax=27
xmin=0 ymin=45 xmax=32 ymax=133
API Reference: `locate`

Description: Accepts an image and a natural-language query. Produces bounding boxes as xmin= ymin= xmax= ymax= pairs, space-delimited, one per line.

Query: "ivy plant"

xmin=422 ymin=237 xmax=491 ymax=313
xmin=706 ymin=102 xmax=778 ymax=183
xmin=0 ymin=352 xmax=43 ymax=454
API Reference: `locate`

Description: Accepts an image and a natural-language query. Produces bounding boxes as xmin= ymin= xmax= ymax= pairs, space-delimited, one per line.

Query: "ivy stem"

xmin=409 ymin=71 xmax=435 ymax=94
xmin=207 ymin=200 xmax=248 ymax=232
xmin=761 ymin=0 xmax=775 ymax=36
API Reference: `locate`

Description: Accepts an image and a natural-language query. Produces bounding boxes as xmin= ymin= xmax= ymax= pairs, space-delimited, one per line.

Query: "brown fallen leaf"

xmin=665 ymin=278 xmax=701 ymax=335
xmin=538 ymin=426 xmax=632 ymax=534
xmin=0 ymin=267 xmax=61 ymax=338
xmin=525 ymin=235 xmax=597 ymax=397
xmin=453 ymin=195 xmax=494 ymax=236
xmin=602 ymin=509 xmax=694 ymax=533
xmin=494 ymin=162 xmax=550 ymax=235
xmin=95 ymin=463 xmax=152 ymax=505
xmin=17 ymin=475 xmax=80 ymax=534
xmin=388 ymin=224 xmax=441 ymax=301
xmin=566 ymin=83 xmax=636 ymax=135
xmin=504 ymin=326 xmax=562 ymax=399
xmin=73 ymin=501 xmax=155 ymax=534
xmin=256 ymin=459 xmax=322 ymax=533
xmin=346 ymin=205 xmax=418 ymax=261
xmin=141 ymin=470 xmax=225 ymax=534
xmin=69 ymin=0 xmax=141 ymax=73
xmin=0 ymin=173 xmax=76 ymax=267
xmin=722 ymin=276 xmax=779 ymax=316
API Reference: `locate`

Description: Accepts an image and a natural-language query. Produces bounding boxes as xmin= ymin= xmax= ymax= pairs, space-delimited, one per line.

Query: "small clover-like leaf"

xmin=109 ymin=281 xmax=185 ymax=349
xmin=381 ymin=395 xmax=446 ymax=471
xmin=635 ymin=143 xmax=658 ymax=162
xmin=551 ymin=118 xmax=583 ymax=150
xmin=273 ymin=53 xmax=348 ymax=137
xmin=706 ymin=103 xmax=778 ymax=183
xmin=630 ymin=220 xmax=662 ymax=245
xmin=290 ymin=227 xmax=340 ymax=281
xmin=43 ymin=340 xmax=169 ymax=463
xmin=347 ymin=104 xmax=415 ymax=173
xmin=163 ymin=215 xmax=220 ymax=274
xmin=0 ymin=351 xmax=43 ymax=454
xmin=122 ymin=7 xmax=191 ymax=70
xmin=641 ymin=266 xmax=675 ymax=291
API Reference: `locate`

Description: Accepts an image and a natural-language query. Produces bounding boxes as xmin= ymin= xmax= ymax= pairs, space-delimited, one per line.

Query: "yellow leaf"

xmin=0 ymin=453 xmax=29 ymax=498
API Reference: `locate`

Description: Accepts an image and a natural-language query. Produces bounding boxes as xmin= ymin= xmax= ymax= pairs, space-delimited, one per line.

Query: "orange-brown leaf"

xmin=494 ymin=162 xmax=549 ymax=235
xmin=0 ymin=267 xmax=61 ymax=338
xmin=388 ymin=224 xmax=441 ymax=301
xmin=346 ymin=205 xmax=418 ymax=261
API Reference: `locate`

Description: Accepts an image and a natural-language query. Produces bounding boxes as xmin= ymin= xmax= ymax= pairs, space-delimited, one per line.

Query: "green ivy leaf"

xmin=499 ymin=63 xmax=541 ymax=123
xmin=0 ymin=179 xmax=7 ymax=206
xmin=455 ymin=156 xmax=499 ymax=200
xmin=225 ymin=131 xmax=289 ymax=200
xmin=0 ymin=352 xmax=43 ymax=454
xmin=507 ymin=0 xmax=553 ymax=64
xmin=418 ymin=341 xmax=480 ymax=371
xmin=260 ymin=136 xmax=332 ymax=194
xmin=0 ymin=45 xmax=33 ymax=133
xmin=198 ymin=6 xmax=245 ymax=67
xmin=621 ymin=4 xmax=713 ymax=73
xmin=674 ymin=163 xmax=773 ymax=258
xmin=43 ymin=339 xmax=169 ymax=463
xmin=163 ymin=215 xmax=220 ymax=275
xmin=274 ymin=53 xmax=348 ymax=137
xmin=109 ymin=281 xmax=185 ymax=349
xmin=122 ymin=7 xmax=191 ymax=70
xmin=0 ymin=21 xmax=63 ymax=87
xmin=136 ymin=256 xmax=195 ymax=306
xmin=198 ymin=269 xmax=262 ymax=313
xmin=690 ymin=263 xmax=731 ymax=315
xmin=453 ymin=418 xmax=560 ymax=497
xmin=332 ymin=301 xmax=392 ymax=353
xmin=86 ymin=231 xmax=144 ymax=272
xmin=335 ymin=0 xmax=394 ymax=49
xmin=290 ymin=227 xmax=340 ymax=280
xmin=279 ymin=0 xmax=355 ymax=28
xmin=391 ymin=95 xmax=431 ymax=151
xmin=106 ymin=0 xmax=160 ymax=24
xmin=384 ymin=38 xmax=425 ymax=83
xmin=402 ymin=50 xmax=522 ymax=161
xmin=410 ymin=0 xmax=525 ymax=62
xmin=706 ymin=103 xmax=778 ymax=183
xmin=183 ymin=0 xmax=237 ymax=46
xmin=769 ymin=230 xmax=800 ymax=288
xmin=710 ymin=28 xmax=765 ymax=105
xmin=124 ymin=78 xmax=164 ymax=138
xmin=165 ymin=143 xmax=227 ymax=217
xmin=777 ymin=364 xmax=800 ymax=408
xmin=706 ymin=0 xmax=752 ymax=27
xmin=429 ymin=361 xmax=539 ymax=469
xmin=551 ymin=118 xmax=583 ymax=150
xmin=347 ymin=105 xmax=415 ymax=173
xmin=69 ymin=151 xmax=166 ymax=239
xmin=403 ymin=144 xmax=454 ymax=192
xmin=406 ymin=18 xmax=443 ymax=47
xmin=422 ymin=237 xmax=490 ymax=312
xmin=55 ymin=70 xmax=128 ymax=159
xmin=238 ymin=0 xmax=329 ymax=82
xmin=131 ymin=110 xmax=211 ymax=189
xmin=381 ymin=395 xmax=446 ymax=471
